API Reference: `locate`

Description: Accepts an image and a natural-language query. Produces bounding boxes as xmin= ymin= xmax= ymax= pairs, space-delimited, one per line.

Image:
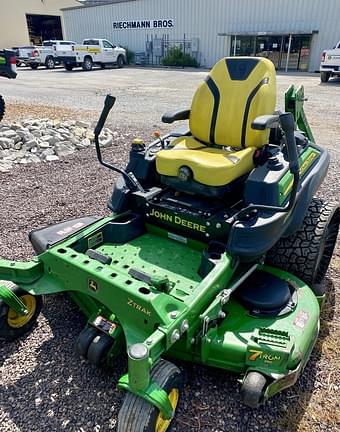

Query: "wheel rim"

xmin=48 ymin=59 xmax=54 ymax=68
xmin=155 ymin=388 xmax=179 ymax=432
xmin=7 ymin=295 xmax=37 ymax=328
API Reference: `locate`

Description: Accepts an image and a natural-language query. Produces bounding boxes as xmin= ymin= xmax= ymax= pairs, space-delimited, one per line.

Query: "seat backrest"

xmin=189 ymin=57 xmax=276 ymax=148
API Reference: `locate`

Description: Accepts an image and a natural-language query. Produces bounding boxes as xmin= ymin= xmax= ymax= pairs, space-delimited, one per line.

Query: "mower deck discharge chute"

xmin=0 ymin=57 xmax=339 ymax=431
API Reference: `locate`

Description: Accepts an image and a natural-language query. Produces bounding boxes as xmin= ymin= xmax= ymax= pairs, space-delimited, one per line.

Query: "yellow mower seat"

xmin=156 ymin=56 xmax=276 ymax=189
xmin=156 ymin=136 xmax=256 ymax=187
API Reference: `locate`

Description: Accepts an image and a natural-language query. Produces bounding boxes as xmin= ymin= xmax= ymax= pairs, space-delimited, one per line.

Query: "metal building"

xmin=62 ymin=0 xmax=340 ymax=71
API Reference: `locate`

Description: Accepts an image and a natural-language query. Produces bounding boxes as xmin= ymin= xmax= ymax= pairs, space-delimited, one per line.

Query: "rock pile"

xmin=0 ymin=119 xmax=118 ymax=173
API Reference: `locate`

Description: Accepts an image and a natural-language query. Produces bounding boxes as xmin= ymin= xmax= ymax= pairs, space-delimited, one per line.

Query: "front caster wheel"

xmin=0 ymin=281 xmax=43 ymax=341
xmin=117 ymin=360 xmax=183 ymax=432
xmin=75 ymin=326 xmax=99 ymax=358
xmin=241 ymin=371 xmax=267 ymax=408
xmin=87 ymin=333 xmax=113 ymax=366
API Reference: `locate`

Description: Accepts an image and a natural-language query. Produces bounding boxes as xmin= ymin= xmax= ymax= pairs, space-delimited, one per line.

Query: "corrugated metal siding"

xmin=63 ymin=0 xmax=340 ymax=71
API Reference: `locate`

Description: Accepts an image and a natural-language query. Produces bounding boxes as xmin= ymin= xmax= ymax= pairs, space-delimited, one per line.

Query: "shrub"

xmin=162 ymin=46 xmax=199 ymax=68
xmin=124 ymin=47 xmax=135 ymax=64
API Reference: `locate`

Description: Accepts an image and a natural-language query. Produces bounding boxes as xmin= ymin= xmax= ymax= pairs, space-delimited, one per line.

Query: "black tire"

xmin=241 ymin=371 xmax=267 ymax=408
xmin=0 ymin=281 xmax=43 ymax=341
xmin=75 ymin=326 xmax=99 ymax=358
xmin=87 ymin=333 xmax=113 ymax=366
xmin=320 ymin=72 xmax=330 ymax=83
xmin=267 ymin=198 xmax=340 ymax=295
xmin=117 ymin=360 xmax=183 ymax=432
xmin=64 ymin=63 xmax=74 ymax=71
xmin=0 ymin=95 xmax=5 ymax=122
xmin=82 ymin=56 xmax=93 ymax=71
xmin=30 ymin=64 xmax=39 ymax=70
xmin=117 ymin=55 xmax=124 ymax=68
xmin=45 ymin=56 xmax=55 ymax=69
xmin=100 ymin=63 xmax=106 ymax=69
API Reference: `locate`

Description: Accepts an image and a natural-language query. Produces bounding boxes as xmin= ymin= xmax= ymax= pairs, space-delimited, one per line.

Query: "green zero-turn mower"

xmin=0 ymin=57 xmax=339 ymax=431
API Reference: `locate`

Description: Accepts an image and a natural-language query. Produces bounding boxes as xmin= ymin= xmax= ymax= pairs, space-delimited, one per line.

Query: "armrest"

xmin=162 ymin=109 xmax=190 ymax=124
xmin=251 ymin=114 xmax=280 ymax=130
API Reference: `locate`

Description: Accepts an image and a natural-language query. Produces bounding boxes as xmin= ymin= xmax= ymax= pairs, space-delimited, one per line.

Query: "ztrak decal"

xmin=127 ymin=298 xmax=151 ymax=317
xmin=248 ymin=349 xmax=281 ymax=363
xmin=149 ymin=208 xmax=206 ymax=233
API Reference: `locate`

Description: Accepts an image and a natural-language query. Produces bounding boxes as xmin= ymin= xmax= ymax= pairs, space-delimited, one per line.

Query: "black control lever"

xmin=229 ymin=112 xmax=300 ymax=223
xmin=94 ymin=94 xmax=116 ymax=137
xmin=94 ymin=95 xmax=145 ymax=192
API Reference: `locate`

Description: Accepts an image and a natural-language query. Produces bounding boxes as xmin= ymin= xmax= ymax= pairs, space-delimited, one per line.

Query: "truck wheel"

xmin=0 ymin=95 xmax=5 ymax=122
xmin=117 ymin=360 xmax=183 ymax=432
xmin=320 ymin=72 xmax=330 ymax=83
xmin=64 ymin=63 xmax=74 ymax=71
xmin=117 ymin=55 xmax=124 ymax=68
xmin=266 ymin=198 xmax=340 ymax=295
xmin=30 ymin=64 xmax=39 ymax=70
xmin=45 ymin=56 xmax=55 ymax=69
xmin=0 ymin=281 xmax=43 ymax=341
xmin=82 ymin=56 xmax=93 ymax=71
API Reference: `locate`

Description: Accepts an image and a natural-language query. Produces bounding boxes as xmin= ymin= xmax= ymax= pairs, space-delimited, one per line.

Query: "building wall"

xmin=63 ymin=0 xmax=340 ymax=71
xmin=0 ymin=0 xmax=81 ymax=48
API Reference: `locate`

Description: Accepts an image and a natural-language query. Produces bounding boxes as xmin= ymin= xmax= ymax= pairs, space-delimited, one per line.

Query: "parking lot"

xmin=0 ymin=66 xmax=339 ymax=432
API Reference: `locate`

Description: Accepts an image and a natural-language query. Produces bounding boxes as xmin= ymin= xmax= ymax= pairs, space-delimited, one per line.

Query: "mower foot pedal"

xmin=128 ymin=268 xmax=152 ymax=285
xmin=86 ymin=249 xmax=112 ymax=265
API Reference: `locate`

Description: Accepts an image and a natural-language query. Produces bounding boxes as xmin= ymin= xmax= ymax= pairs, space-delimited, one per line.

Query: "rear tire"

xmin=0 ymin=95 xmax=5 ymax=122
xmin=320 ymin=72 xmax=330 ymax=83
xmin=241 ymin=372 xmax=267 ymax=408
xmin=266 ymin=198 xmax=340 ymax=295
xmin=117 ymin=360 xmax=183 ymax=432
xmin=45 ymin=56 xmax=55 ymax=69
xmin=82 ymin=56 xmax=93 ymax=71
xmin=0 ymin=281 xmax=43 ymax=341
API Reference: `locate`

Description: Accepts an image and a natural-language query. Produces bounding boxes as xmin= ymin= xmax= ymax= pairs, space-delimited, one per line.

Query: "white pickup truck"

xmin=27 ymin=40 xmax=76 ymax=69
xmin=58 ymin=38 xmax=127 ymax=71
xmin=320 ymin=40 xmax=340 ymax=82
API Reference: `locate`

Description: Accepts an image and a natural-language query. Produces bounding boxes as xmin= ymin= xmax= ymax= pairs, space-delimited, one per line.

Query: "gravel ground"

xmin=0 ymin=68 xmax=339 ymax=432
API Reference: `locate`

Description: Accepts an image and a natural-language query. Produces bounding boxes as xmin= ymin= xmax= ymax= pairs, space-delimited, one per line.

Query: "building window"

xmin=231 ymin=34 xmax=312 ymax=71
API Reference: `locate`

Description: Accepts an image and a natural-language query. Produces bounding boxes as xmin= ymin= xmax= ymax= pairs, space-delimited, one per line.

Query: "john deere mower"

xmin=0 ymin=49 xmax=17 ymax=122
xmin=0 ymin=57 xmax=339 ymax=431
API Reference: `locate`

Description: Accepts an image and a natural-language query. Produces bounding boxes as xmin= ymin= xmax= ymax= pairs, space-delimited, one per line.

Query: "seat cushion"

xmin=156 ymin=136 xmax=256 ymax=187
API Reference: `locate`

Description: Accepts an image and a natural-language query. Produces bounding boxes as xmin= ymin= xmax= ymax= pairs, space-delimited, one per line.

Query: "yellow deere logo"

xmin=88 ymin=279 xmax=98 ymax=292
